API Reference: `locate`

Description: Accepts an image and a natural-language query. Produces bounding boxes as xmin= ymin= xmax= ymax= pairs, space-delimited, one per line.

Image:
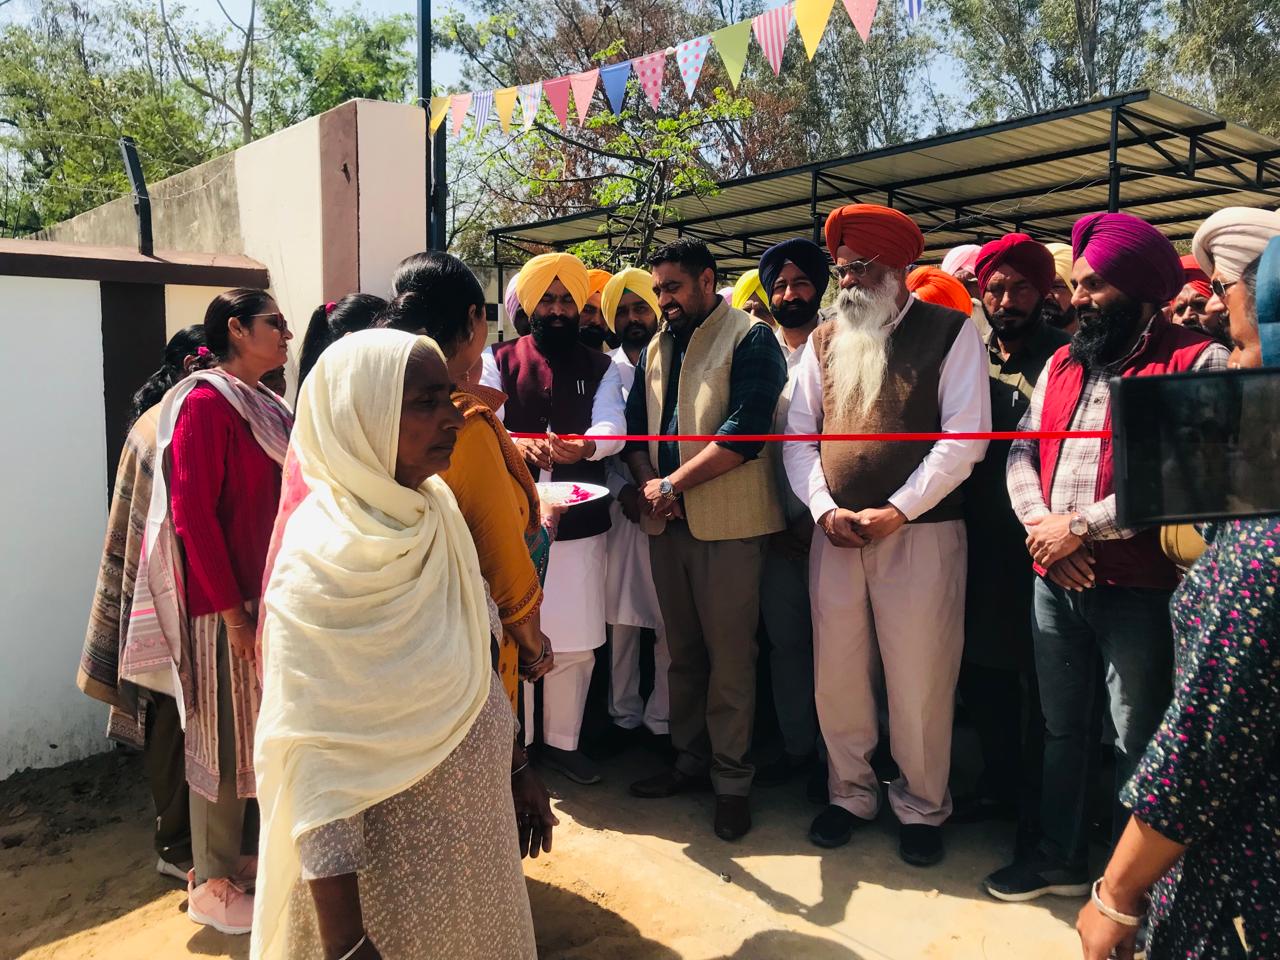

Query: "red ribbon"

xmin=509 ymin=430 xmax=1109 ymax=442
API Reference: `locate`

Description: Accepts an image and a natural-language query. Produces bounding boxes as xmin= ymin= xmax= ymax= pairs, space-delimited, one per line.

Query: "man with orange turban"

xmin=579 ymin=267 xmax=615 ymax=351
xmin=907 ymin=266 xmax=972 ymax=314
xmin=953 ymin=234 xmax=1069 ymax=842
xmin=481 ymin=250 xmax=627 ymax=786
xmin=786 ymin=203 xmax=991 ymax=867
xmin=988 ymin=212 xmax=1229 ymax=904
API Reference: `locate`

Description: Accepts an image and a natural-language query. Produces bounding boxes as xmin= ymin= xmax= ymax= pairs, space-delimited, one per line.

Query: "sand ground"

xmin=0 ymin=748 xmax=1083 ymax=960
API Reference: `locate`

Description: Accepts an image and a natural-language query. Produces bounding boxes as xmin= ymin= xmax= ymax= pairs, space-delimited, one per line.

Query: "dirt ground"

xmin=0 ymin=746 xmax=1084 ymax=959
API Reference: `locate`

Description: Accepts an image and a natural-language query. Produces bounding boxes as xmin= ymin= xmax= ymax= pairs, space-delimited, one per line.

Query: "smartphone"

xmin=1111 ymin=368 xmax=1280 ymax=527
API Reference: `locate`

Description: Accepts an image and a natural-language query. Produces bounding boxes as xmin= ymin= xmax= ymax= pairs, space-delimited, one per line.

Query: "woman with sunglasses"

xmin=129 ymin=288 xmax=295 ymax=935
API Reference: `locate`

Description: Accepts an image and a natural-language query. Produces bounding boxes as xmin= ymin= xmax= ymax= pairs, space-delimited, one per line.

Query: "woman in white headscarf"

xmin=250 ymin=330 xmax=537 ymax=960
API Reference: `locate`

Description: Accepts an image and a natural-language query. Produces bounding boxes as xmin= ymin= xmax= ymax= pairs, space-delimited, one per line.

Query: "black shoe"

xmin=582 ymin=723 xmax=640 ymax=761
xmin=714 ymin=795 xmax=752 ymax=841
xmin=898 ymin=824 xmax=944 ymax=866
xmin=538 ymin=746 xmax=601 ymax=785
xmin=982 ymin=860 xmax=1090 ymax=902
xmin=808 ymin=804 xmax=868 ymax=848
xmin=949 ymin=794 xmax=1018 ymax=825
xmin=755 ymin=752 xmax=816 ymax=788
xmin=629 ymin=767 xmax=712 ymax=799
xmin=805 ymin=760 xmax=829 ymax=805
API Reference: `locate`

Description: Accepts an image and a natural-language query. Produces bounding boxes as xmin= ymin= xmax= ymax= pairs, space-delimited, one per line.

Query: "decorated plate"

xmin=535 ymin=481 xmax=610 ymax=508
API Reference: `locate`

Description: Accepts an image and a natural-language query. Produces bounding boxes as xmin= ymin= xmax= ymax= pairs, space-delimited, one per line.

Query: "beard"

xmin=531 ymin=312 xmax=580 ymax=353
xmin=577 ymin=324 xmax=608 ymax=350
xmin=773 ymin=295 xmax=821 ymax=329
xmin=989 ymin=299 xmax=1043 ymax=342
xmin=619 ymin=319 xmax=654 ymax=347
xmin=825 ymin=275 xmax=899 ymax=418
xmin=1069 ymin=297 xmax=1145 ymax=369
xmin=1041 ymin=298 xmax=1076 ymax=330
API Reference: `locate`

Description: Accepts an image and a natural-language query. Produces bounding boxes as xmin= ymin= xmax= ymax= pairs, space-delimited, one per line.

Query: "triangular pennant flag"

xmin=753 ymin=4 xmax=794 ymax=76
xmin=543 ymin=76 xmax=572 ymax=128
xmin=472 ymin=89 xmax=494 ymax=132
xmin=518 ymin=82 xmax=543 ymax=131
xmin=493 ymin=87 xmax=518 ymax=132
xmin=795 ymin=0 xmax=835 ymax=58
xmin=570 ymin=69 xmax=599 ymax=125
xmin=711 ymin=20 xmax=752 ymax=89
xmin=600 ymin=61 xmax=632 ymax=114
xmin=905 ymin=0 xmax=922 ymax=20
xmin=428 ymin=95 xmax=451 ymax=136
xmin=632 ymin=50 xmax=666 ymax=110
xmin=676 ymin=36 xmax=710 ymax=99
xmin=841 ymin=0 xmax=878 ymax=40
xmin=450 ymin=92 xmax=473 ymax=137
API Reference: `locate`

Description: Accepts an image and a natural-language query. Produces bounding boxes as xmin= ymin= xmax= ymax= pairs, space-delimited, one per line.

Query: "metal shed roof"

xmin=491 ymin=89 xmax=1280 ymax=273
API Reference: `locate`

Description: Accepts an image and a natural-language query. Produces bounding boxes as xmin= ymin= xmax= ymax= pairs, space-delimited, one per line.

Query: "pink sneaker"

xmin=232 ymin=855 xmax=258 ymax=891
xmin=187 ymin=876 xmax=254 ymax=935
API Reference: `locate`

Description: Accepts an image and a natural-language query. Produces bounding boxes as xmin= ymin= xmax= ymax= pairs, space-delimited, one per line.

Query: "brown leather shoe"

xmin=714 ymin=795 xmax=752 ymax=841
xmin=629 ymin=768 xmax=712 ymax=799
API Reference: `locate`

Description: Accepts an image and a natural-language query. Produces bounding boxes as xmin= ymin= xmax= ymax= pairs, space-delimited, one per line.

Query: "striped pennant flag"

xmin=450 ymin=92 xmax=473 ymax=137
xmin=904 ymin=0 xmax=922 ymax=20
xmin=472 ymin=90 xmax=494 ymax=132
xmin=632 ymin=49 xmax=667 ymax=110
xmin=752 ymin=4 xmax=794 ymax=76
xmin=676 ymin=36 xmax=710 ymax=99
xmin=518 ymin=81 xmax=543 ymax=131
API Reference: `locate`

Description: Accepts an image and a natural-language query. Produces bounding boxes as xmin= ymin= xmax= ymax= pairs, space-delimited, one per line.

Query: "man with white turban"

xmin=480 ymin=252 xmax=627 ymax=786
xmin=1192 ymin=206 xmax=1280 ymax=328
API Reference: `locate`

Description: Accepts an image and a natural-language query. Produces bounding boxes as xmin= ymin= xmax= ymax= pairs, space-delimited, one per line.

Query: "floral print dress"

xmin=1122 ymin=516 xmax=1280 ymax=959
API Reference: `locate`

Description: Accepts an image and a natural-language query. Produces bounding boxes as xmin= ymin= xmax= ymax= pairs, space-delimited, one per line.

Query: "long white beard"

xmin=825 ymin=275 xmax=900 ymax=418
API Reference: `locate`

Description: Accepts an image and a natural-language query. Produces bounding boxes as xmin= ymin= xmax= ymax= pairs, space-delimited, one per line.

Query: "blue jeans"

xmin=1032 ymin=577 xmax=1173 ymax=870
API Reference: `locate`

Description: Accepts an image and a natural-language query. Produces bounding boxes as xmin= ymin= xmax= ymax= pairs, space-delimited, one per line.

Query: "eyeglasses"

xmin=249 ymin=312 xmax=289 ymax=332
xmin=833 ymin=257 xmax=879 ymax=281
xmin=1211 ymin=278 xmax=1236 ymax=300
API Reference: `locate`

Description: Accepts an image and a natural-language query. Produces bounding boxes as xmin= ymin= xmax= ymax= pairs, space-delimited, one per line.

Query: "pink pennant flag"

xmin=841 ymin=0 xmax=877 ymax=40
xmin=677 ymin=36 xmax=710 ymax=99
xmin=543 ymin=76 xmax=572 ymax=128
xmin=632 ymin=50 xmax=667 ymax=110
xmin=753 ymin=4 xmax=794 ymax=76
xmin=569 ymin=69 xmax=599 ymax=125
xmin=450 ymin=92 xmax=473 ymax=137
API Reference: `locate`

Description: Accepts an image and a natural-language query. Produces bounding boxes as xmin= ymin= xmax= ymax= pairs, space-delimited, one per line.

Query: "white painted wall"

xmin=0 ymin=277 xmax=111 ymax=777
xmin=357 ymin=100 xmax=428 ymax=297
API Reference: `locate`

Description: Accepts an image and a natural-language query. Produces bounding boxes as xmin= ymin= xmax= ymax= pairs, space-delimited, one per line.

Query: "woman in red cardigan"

xmin=163 ymin=289 xmax=294 ymax=935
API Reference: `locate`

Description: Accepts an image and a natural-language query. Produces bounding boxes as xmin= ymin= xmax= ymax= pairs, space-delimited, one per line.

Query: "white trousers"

xmin=523 ymin=650 xmax=595 ymax=751
xmin=607 ymin=623 xmax=670 ymax=734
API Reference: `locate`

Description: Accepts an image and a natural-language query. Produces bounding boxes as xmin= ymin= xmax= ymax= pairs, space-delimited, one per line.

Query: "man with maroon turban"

xmin=783 ymin=204 xmax=990 ymax=867
xmin=954 ymin=234 xmax=1069 ymax=847
xmin=1170 ymin=254 xmax=1228 ymax=346
xmin=987 ymin=213 xmax=1229 ymax=903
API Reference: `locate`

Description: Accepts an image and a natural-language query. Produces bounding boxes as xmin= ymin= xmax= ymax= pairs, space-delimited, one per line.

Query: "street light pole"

xmin=418 ymin=0 xmax=448 ymax=250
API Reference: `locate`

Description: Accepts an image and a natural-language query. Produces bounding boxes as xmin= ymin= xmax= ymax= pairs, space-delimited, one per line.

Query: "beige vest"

xmin=643 ymin=301 xmax=786 ymax=542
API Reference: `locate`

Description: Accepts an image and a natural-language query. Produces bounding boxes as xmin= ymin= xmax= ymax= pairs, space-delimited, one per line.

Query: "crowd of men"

xmin=487 ymin=199 xmax=1276 ymax=895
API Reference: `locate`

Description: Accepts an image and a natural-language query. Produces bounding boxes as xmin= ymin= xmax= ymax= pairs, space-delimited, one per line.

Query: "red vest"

xmin=1037 ymin=318 xmax=1212 ymax=590
xmin=492 ymin=334 xmax=612 ymax=542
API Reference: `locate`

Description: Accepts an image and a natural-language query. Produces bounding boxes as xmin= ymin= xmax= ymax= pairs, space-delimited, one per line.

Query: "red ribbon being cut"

xmin=509 ymin=430 xmax=1111 ymax=442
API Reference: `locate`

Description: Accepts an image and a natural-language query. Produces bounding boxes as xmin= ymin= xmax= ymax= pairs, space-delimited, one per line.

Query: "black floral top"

xmin=1122 ymin=516 xmax=1280 ymax=959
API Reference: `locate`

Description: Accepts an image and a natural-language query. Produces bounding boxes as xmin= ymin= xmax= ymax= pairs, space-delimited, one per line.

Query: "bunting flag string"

xmin=437 ymin=0 xmax=905 ymax=136
xmin=570 ymin=69 xmax=599 ymax=125
xmin=633 ymin=49 xmax=667 ymax=110
xmin=676 ymin=36 xmax=709 ymax=99
xmin=753 ymin=3 xmax=795 ymax=76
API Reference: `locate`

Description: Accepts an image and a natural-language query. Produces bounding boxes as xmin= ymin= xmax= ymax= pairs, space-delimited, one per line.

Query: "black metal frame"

xmin=491 ymin=89 xmax=1280 ymax=266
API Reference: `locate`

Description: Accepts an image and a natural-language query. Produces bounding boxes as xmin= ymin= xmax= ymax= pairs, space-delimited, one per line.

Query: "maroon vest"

xmin=1037 ymin=318 xmax=1213 ymax=590
xmin=492 ymin=335 xmax=612 ymax=541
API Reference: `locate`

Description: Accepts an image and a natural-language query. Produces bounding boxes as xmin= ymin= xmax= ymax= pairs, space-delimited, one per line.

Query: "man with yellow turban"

xmin=579 ymin=267 xmax=615 ymax=351
xmin=597 ymin=268 xmax=669 ymax=751
xmin=1043 ymin=242 xmax=1077 ymax=333
xmin=732 ymin=269 xmax=775 ymax=325
xmin=480 ymin=251 xmax=627 ymax=786
xmin=785 ymin=203 xmax=990 ymax=867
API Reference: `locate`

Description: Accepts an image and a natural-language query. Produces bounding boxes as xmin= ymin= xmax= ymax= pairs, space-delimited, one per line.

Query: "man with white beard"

xmin=784 ymin=204 xmax=991 ymax=867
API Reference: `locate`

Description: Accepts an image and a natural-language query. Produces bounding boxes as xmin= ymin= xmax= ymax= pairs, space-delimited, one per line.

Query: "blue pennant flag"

xmin=600 ymin=60 xmax=632 ymax=114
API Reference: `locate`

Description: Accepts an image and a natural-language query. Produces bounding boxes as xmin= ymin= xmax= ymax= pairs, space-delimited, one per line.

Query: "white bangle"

xmin=336 ymin=934 xmax=367 ymax=960
xmin=1091 ymin=878 xmax=1143 ymax=927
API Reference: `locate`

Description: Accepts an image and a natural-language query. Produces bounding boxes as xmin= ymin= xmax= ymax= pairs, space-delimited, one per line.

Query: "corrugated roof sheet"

xmin=493 ymin=90 xmax=1280 ymax=272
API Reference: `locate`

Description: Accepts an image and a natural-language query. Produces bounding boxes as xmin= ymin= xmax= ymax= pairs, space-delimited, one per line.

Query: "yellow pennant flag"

xmin=795 ymin=0 xmax=836 ymax=59
xmin=428 ymin=95 xmax=450 ymax=135
xmin=493 ymin=87 xmax=518 ymax=132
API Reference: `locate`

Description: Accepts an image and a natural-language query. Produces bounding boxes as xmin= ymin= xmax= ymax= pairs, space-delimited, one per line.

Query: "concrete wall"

xmin=356 ymin=100 xmax=427 ymax=297
xmin=163 ymin=284 xmax=236 ymax=340
xmin=0 ymin=277 xmax=110 ymax=777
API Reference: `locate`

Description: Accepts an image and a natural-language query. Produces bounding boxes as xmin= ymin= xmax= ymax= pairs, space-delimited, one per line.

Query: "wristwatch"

xmin=1069 ymin=513 xmax=1088 ymax=538
xmin=658 ymin=478 xmax=679 ymax=502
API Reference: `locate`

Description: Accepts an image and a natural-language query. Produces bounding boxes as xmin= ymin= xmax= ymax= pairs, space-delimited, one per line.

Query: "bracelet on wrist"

xmin=336 ymin=934 xmax=368 ymax=960
xmin=511 ymin=759 xmax=530 ymax=778
xmin=1091 ymin=878 xmax=1144 ymax=927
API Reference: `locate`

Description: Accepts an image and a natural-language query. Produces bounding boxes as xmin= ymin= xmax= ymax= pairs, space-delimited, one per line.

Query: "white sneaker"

xmin=156 ymin=856 xmax=192 ymax=881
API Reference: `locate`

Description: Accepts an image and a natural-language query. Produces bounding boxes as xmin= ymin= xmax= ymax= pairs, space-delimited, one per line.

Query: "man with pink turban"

xmin=503 ymin=274 xmax=530 ymax=337
xmin=941 ymin=243 xmax=982 ymax=299
xmin=987 ymin=213 xmax=1229 ymax=904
